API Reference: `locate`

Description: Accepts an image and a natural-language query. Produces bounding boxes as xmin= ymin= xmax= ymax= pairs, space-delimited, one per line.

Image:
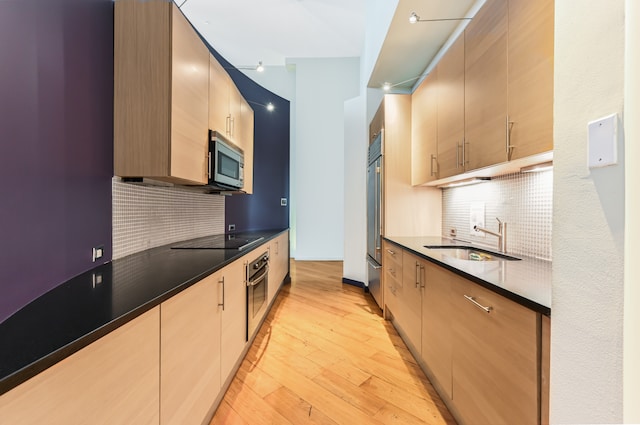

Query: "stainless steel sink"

xmin=424 ymin=245 xmax=521 ymax=261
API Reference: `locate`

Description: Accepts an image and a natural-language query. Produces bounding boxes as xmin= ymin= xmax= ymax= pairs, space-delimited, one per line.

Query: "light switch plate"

xmin=469 ymin=202 xmax=485 ymax=237
xmin=588 ymin=113 xmax=618 ymax=168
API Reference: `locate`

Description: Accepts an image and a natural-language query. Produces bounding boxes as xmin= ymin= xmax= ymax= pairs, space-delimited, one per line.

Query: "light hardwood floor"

xmin=210 ymin=260 xmax=456 ymax=425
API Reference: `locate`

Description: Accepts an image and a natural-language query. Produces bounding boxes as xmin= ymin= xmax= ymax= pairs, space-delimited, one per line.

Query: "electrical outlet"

xmin=450 ymin=228 xmax=457 ymax=237
xmin=469 ymin=202 xmax=486 ymax=237
xmin=92 ymin=245 xmax=104 ymax=262
xmin=228 ymin=224 xmax=236 ymax=232
xmin=280 ymin=198 xmax=287 ymax=207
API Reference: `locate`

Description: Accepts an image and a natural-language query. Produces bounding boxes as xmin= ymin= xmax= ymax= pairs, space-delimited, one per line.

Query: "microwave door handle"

xmin=208 ymin=152 xmax=212 ymax=179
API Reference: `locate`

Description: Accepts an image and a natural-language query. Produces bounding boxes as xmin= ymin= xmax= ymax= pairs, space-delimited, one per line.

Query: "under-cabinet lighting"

xmin=520 ymin=161 xmax=553 ymax=173
xmin=381 ymin=75 xmax=424 ymax=91
xmin=436 ymin=177 xmax=491 ymax=189
xmin=230 ymin=61 xmax=266 ymax=73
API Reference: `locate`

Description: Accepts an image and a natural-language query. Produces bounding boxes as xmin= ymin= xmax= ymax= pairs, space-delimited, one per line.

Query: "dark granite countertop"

xmin=0 ymin=229 xmax=288 ymax=396
xmin=384 ymin=236 xmax=551 ymax=316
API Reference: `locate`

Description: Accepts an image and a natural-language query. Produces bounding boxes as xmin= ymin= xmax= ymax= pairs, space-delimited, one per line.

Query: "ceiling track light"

xmin=382 ymin=74 xmax=425 ymax=91
xmin=247 ymin=100 xmax=275 ymax=112
xmin=229 ymin=61 xmax=266 ymax=72
xmin=409 ymin=11 xmax=473 ymax=24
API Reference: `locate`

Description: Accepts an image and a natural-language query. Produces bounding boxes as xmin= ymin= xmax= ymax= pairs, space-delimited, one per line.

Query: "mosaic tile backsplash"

xmin=442 ymin=170 xmax=553 ymax=261
xmin=112 ymin=178 xmax=225 ymax=259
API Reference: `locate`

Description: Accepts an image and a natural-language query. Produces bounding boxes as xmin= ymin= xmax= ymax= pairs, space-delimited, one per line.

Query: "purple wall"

xmin=0 ymin=0 xmax=114 ymax=323
xmin=207 ymin=47 xmax=290 ymax=232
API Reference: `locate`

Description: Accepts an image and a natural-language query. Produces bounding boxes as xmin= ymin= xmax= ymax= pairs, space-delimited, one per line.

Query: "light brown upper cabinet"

xmin=436 ymin=36 xmax=466 ymax=179
xmin=114 ymin=1 xmax=210 ymax=185
xmin=411 ymin=70 xmax=438 ymax=185
xmin=464 ymin=0 xmax=509 ymax=172
xmin=507 ymin=0 xmax=554 ymax=160
xmin=209 ymin=56 xmax=255 ymax=193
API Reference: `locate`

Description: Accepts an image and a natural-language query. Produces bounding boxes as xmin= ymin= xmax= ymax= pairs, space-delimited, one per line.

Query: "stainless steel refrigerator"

xmin=367 ymin=132 xmax=383 ymax=308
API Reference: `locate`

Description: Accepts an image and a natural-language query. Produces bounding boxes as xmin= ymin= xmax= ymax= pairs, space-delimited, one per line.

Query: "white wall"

xmin=288 ymin=57 xmax=360 ymax=260
xmin=624 ymin=0 xmax=640 ymax=422
xmin=343 ymin=95 xmax=367 ymax=283
xmin=552 ymin=1 xmax=625 ymax=422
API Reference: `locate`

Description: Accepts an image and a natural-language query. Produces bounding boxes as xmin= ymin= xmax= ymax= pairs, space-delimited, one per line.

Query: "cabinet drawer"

xmin=383 ymin=242 xmax=403 ymax=271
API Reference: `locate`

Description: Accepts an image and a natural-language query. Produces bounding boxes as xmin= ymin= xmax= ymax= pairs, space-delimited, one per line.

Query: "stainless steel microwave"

xmin=209 ymin=130 xmax=244 ymax=190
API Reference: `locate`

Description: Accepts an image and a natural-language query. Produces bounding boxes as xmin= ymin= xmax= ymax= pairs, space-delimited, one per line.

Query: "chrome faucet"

xmin=474 ymin=218 xmax=507 ymax=253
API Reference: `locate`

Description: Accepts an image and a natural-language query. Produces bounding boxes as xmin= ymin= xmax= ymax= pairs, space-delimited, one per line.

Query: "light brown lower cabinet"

xmin=420 ymin=261 xmax=453 ymax=400
xmin=268 ymin=230 xmax=290 ymax=304
xmin=400 ymin=251 xmax=425 ymax=353
xmin=0 ymin=307 xmax=160 ymax=425
xmin=220 ymin=257 xmax=248 ymax=381
xmin=450 ymin=268 xmax=539 ymax=425
xmin=382 ymin=245 xmax=546 ymax=425
xmin=160 ymin=271 xmax=223 ymax=425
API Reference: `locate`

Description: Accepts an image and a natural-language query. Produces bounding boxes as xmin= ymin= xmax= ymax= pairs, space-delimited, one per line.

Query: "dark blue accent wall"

xmin=206 ymin=47 xmax=290 ymax=232
xmin=0 ymin=0 xmax=114 ymax=323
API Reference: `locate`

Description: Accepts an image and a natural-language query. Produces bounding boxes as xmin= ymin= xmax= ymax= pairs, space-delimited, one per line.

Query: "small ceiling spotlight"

xmin=409 ymin=11 xmax=420 ymax=24
xmin=383 ymin=82 xmax=392 ymax=91
xmin=247 ymin=100 xmax=275 ymax=112
xmin=256 ymin=61 xmax=265 ymax=73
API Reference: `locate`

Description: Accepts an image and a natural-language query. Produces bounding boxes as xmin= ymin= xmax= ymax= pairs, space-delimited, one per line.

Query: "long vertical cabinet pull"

xmin=218 ymin=276 xmax=225 ymax=310
xmin=456 ymin=142 xmax=461 ymax=169
xmin=430 ymin=154 xmax=437 ymax=177
xmin=420 ymin=264 xmax=425 ymax=288
xmin=505 ymin=115 xmax=515 ymax=159
xmin=415 ymin=262 xmax=421 ymax=288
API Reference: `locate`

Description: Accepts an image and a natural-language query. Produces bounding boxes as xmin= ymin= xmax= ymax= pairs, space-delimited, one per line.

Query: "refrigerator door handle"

xmin=367 ymin=258 xmax=382 ymax=270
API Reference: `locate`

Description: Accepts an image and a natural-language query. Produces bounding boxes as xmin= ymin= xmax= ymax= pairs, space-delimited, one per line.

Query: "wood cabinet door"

xmin=221 ymin=257 xmax=248 ymax=381
xmin=411 ymin=70 xmax=438 ymax=185
xmin=228 ymin=84 xmax=244 ymax=142
xmin=399 ymin=251 xmax=423 ymax=354
xmin=0 ymin=307 xmax=160 ymax=425
xmin=160 ymin=272 xmax=223 ymax=425
xmin=508 ymin=0 xmax=554 ymax=160
xmin=268 ymin=231 xmax=289 ymax=304
xmin=451 ymin=275 xmax=539 ymax=425
xmin=209 ymin=55 xmax=231 ymax=135
xmin=437 ymin=36 xmax=465 ymax=179
xmin=170 ymin=5 xmax=209 ymax=184
xmin=421 ymin=261 xmax=453 ymax=400
xmin=464 ymin=0 xmax=508 ymax=172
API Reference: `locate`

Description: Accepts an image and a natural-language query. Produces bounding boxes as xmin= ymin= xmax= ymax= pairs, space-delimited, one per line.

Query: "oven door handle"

xmin=247 ymin=266 xmax=269 ymax=287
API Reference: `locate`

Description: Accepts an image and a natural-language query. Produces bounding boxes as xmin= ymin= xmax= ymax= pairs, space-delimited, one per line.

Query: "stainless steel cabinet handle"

xmin=226 ymin=115 xmax=231 ymax=135
xmin=420 ymin=265 xmax=425 ymax=288
xmin=456 ymin=142 xmax=461 ymax=168
xmin=415 ymin=262 xmax=420 ymax=288
xmin=386 ymin=249 xmax=395 ymax=255
xmin=218 ymin=276 xmax=225 ymax=311
xmin=464 ymin=295 xmax=492 ymax=313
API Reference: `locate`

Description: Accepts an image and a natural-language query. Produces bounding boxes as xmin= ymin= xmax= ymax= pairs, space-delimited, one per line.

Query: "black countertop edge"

xmin=384 ymin=237 xmax=551 ymax=317
xmin=0 ymin=228 xmax=288 ymax=396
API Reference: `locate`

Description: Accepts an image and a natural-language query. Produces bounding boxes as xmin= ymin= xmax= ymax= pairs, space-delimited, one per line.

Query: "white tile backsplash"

xmin=112 ymin=178 xmax=225 ymax=259
xmin=442 ymin=170 xmax=553 ymax=260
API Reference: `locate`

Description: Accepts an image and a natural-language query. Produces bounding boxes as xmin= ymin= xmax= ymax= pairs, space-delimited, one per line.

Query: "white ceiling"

xmin=179 ymin=0 xmax=366 ymax=68
xmin=179 ymin=0 xmax=482 ymax=93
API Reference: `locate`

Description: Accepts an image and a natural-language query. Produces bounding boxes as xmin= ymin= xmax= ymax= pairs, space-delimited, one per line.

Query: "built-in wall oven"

xmin=246 ymin=251 xmax=269 ymax=340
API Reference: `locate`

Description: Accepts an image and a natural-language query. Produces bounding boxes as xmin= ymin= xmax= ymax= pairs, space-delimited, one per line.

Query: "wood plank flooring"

xmin=209 ymin=260 xmax=456 ymax=425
